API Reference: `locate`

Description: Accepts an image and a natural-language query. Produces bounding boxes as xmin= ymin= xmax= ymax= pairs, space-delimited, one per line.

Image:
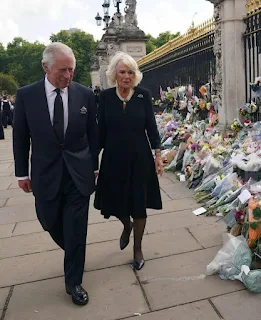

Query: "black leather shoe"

xmin=120 ymin=221 xmax=133 ymax=250
xmin=65 ymin=284 xmax=89 ymax=306
xmin=132 ymin=259 xmax=145 ymax=271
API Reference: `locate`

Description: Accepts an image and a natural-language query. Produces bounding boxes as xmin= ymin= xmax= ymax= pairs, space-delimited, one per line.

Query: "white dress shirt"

xmin=44 ymin=76 xmax=69 ymax=133
xmin=0 ymin=100 xmax=12 ymax=111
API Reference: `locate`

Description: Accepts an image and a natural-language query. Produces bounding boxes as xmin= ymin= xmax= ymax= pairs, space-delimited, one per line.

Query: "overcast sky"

xmin=0 ymin=0 xmax=214 ymax=47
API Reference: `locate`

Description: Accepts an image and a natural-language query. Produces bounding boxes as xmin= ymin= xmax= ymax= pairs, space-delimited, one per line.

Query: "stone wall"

xmin=120 ymin=41 xmax=146 ymax=61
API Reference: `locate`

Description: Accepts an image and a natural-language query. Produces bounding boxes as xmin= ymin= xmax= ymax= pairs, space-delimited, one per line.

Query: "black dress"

xmin=94 ymin=86 xmax=162 ymax=219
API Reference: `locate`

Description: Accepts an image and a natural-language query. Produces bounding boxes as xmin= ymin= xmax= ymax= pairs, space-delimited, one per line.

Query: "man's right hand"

xmin=18 ymin=179 xmax=32 ymax=193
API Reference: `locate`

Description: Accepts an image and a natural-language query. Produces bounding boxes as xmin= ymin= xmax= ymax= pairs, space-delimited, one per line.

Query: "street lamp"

xmin=102 ymin=0 xmax=110 ymax=15
xmin=103 ymin=14 xmax=111 ymax=28
xmin=113 ymin=0 xmax=122 ymax=13
xmin=95 ymin=12 xmax=102 ymax=27
xmin=95 ymin=0 xmax=123 ymax=29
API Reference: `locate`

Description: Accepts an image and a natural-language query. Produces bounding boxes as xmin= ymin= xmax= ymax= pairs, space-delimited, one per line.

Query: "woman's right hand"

xmin=155 ymin=154 xmax=163 ymax=177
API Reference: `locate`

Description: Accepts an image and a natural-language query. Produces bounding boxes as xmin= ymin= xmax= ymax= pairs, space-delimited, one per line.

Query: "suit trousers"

xmin=37 ymin=163 xmax=90 ymax=286
xmin=2 ymin=110 xmax=13 ymax=128
xmin=0 ymin=113 xmax=4 ymax=139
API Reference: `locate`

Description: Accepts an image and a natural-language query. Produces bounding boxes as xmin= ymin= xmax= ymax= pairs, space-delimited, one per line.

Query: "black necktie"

xmin=53 ymin=88 xmax=64 ymax=143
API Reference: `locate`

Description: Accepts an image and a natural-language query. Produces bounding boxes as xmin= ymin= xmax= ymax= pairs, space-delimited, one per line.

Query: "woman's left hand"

xmin=155 ymin=154 xmax=164 ymax=177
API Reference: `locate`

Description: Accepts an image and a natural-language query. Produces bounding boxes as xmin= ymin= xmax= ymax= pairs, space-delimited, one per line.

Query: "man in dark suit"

xmin=1 ymin=96 xmax=13 ymax=128
xmin=13 ymin=42 xmax=98 ymax=306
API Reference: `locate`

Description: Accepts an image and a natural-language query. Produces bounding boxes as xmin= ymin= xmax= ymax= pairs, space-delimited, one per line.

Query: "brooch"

xmin=80 ymin=106 xmax=87 ymax=114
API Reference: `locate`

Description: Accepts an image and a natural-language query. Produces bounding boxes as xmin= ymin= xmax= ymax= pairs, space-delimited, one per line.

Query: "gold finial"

xmin=245 ymin=0 xmax=261 ymax=15
xmin=255 ymin=0 xmax=261 ymax=10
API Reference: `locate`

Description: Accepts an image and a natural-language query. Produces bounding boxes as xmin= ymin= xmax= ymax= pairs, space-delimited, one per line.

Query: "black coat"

xmin=13 ymin=79 xmax=98 ymax=227
xmin=94 ymin=86 xmax=162 ymax=219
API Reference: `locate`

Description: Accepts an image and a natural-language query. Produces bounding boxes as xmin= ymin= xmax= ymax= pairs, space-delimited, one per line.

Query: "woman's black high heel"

xmin=120 ymin=221 xmax=133 ymax=250
xmin=132 ymin=259 xmax=145 ymax=270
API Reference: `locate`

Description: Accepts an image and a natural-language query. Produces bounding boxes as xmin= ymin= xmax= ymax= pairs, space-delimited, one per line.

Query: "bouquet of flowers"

xmin=231 ymin=119 xmax=243 ymax=132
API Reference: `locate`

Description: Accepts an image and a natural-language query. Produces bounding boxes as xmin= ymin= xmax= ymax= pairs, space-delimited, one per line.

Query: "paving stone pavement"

xmin=0 ymin=127 xmax=260 ymax=319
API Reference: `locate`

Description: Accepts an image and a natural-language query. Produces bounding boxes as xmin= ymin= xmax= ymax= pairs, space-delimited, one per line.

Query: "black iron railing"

xmin=244 ymin=9 xmax=261 ymax=121
xmin=139 ymin=29 xmax=215 ymax=99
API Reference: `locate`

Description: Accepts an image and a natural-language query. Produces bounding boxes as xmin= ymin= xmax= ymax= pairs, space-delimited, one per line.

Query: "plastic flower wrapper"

xmin=205 ymin=189 xmax=236 ymax=215
xmin=231 ymin=153 xmax=261 ymax=172
xmin=161 ymin=148 xmax=177 ymax=165
xmin=206 ymin=234 xmax=252 ymax=280
xmin=182 ymin=149 xmax=192 ymax=172
xmin=170 ymin=88 xmax=178 ymax=99
xmin=212 ymin=172 xmax=238 ymax=199
xmin=211 ymin=195 xmax=242 ymax=217
xmin=253 ymin=121 xmax=261 ymax=131
xmin=178 ymin=86 xmax=186 ymax=98
xmin=209 ymin=133 xmax=223 ymax=148
xmin=194 ymin=168 xmax=232 ymax=203
xmin=249 ymin=179 xmax=261 ymax=194
xmin=250 ymin=76 xmax=261 ymax=98
xmin=188 ymin=164 xmax=204 ymax=189
xmin=194 ymin=146 xmax=211 ymax=162
xmin=195 ymin=164 xmax=233 ymax=194
xmin=164 ymin=142 xmax=187 ymax=172
xmin=241 ymin=268 xmax=261 ymax=293
xmin=202 ymin=155 xmax=222 ymax=179
xmin=211 ymin=95 xmax=221 ymax=113
xmin=162 ymin=136 xmax=174 ymax=148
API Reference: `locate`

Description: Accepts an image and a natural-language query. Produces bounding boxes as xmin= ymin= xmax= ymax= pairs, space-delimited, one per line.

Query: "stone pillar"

xmin=120 ymin=41 xmax=146 ymax=61
xmin=221 ymin=0 xmax=246 ymax=125
xmin=91 ymin=0 xmax=148 ymax=90
xmin=207 ymin=0 xmax=246 ymax=126
xmin=213 ymin=2 xmax=222 ymax=99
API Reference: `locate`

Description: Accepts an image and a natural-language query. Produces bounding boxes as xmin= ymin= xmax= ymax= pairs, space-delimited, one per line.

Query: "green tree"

xmin=50 ymin=30 xmax=97 ymax=86
xmin=146 ymin=31 xmax=180 ymax=54
xmin=154 ymin=31 xmax=180 ymax=48
xmin=0 ymin=72 xmax=19 ymax=94
xmin=0 ymin=43 xmax=8 ymax=73
xmin=146 ymin=34 xmax=156 ymax=54
xmin=6 ymin=37 xmax=45 ymax=86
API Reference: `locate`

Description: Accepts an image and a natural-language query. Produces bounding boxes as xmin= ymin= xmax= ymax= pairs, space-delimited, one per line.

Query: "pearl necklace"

xmin=116 ymin=87 xmax=134 ymax=110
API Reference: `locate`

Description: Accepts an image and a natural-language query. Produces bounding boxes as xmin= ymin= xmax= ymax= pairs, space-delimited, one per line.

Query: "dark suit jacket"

xmin=13 ymin=79 xmax=98 ymax=203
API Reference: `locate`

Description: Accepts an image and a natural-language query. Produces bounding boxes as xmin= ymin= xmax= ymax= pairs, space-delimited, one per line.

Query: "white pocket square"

xmin=137 ymin=94 xmax=144 ymax=98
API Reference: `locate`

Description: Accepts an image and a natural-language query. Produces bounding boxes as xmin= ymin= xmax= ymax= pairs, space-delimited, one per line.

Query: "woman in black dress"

xmin=94 ymin=52 xmax=163 ymax=270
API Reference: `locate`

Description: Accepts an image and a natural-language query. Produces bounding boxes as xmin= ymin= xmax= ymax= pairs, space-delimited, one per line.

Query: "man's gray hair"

xmin=42 ymin=42 xmax=76 ymax=68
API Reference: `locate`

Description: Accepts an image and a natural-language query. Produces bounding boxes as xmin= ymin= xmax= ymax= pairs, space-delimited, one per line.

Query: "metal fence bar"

xmin=244 ymin=11 xmax=261 ymax=106
xmin=139 ymin=33 xmax=215 ymax=99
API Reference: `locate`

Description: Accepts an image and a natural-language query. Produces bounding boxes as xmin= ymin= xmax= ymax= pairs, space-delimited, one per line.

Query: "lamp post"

xmin=95 ymin=0 xmax=123 ymax=29
xmin=113 ymin=0 xmax=122 ymax=13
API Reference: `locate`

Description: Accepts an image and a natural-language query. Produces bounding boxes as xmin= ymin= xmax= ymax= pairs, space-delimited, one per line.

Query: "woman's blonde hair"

xmin=106 ymin=51 xmax=143 ymax=88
